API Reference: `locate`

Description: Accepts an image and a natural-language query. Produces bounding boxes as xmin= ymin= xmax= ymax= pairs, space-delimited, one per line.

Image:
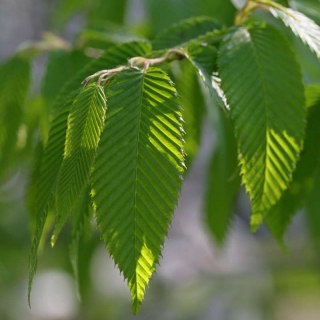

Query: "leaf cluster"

xmin=0 ymin=0 xmax=320 ymax=315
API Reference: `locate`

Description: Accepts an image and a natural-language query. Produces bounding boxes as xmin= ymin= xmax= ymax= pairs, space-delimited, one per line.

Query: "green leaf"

xmin=145 ymin=0 xmax=235 ymax=34
xmin=306 ymin=170 xmax=320 ymax=246
xmin=52 ymin=0 xmax=86 ymax=29
xmin=69 ymin=187 xmax=92 ymax=299
xmin=266 ymin=103 xmax=320 ymax=242
xmin=42 ymin=49 xmax=92 ymax=104
xmin=174 ymin=61 xmax=206 ymax=169
xmin=270 ymin=8 xmax=320 ymax=59
xmin=88 ymin=0 xmax=128 ymax=26
xmin=187 ymin=42 xmax=240 ymax=243
xmin=218 ymin=25 xmax=306 ymax=229
xmin=145 ymin=0 xmax=206 ymax=34
xmin=79 ymin=27 xmax=145 ymax=50
xmin=152 ymin=17 xmax=221 ymax=50
xmin=26 ymin=142 xmax=44 ymax=233
xmin=51 ymin=84 xmax=106 ymax=245
xmin=54 ymin=41 xmax=151 ymax=116
xmin=91 ymin=67 xmax=185 ymax=313
xmin=0 ymin=56 xmax=30 ymax=179
xmin=205 ymin=104 xmax=240 ymax=244
xmin=186 ymin=42 xmax=217 ymax=75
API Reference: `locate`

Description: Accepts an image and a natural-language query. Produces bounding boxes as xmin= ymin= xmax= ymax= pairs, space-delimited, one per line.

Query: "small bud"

xmin=128 ymin=57 xmax=147 ymax=68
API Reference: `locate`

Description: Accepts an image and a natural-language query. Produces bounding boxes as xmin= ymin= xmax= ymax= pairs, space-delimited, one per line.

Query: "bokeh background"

xmin=1 ymin=1 xmax=320 ymax=319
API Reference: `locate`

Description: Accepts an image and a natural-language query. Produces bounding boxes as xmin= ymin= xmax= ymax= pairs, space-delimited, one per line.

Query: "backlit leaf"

xmin=92 ymin=67 xmax=185 ymax=313
xmin=218 ymin=25 xmax=306 ymax=229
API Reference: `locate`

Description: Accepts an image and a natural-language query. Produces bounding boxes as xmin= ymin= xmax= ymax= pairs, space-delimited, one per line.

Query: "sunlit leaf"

xmin=92 ymin=68 xmax=185 ymax=313
xmin=218 ymin=25 xmax=306 ymax=229
xmin=266 ymin=103 xmax=320 ymax=242
xmin=270 ymin=7 xmax=320 ymax=59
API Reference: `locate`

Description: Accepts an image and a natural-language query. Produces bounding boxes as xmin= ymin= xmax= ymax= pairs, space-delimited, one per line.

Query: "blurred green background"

xmin=0 ymin=0 xmax=320 ymax=319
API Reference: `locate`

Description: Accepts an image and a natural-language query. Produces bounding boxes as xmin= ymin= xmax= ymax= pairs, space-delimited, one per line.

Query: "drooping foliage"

xmin=0 ymin=0 xmax=319 ymax=315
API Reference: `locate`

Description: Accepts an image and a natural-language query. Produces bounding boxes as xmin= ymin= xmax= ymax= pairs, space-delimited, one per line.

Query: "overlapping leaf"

xmin=185 ymin=41 xmax=227 ymax=112
xmin=51 ymin=84 xmax=106 ymax=244
xmin=28 ymin=95 xmax=75 ymax=305
xmin=306 ymin=170 xmax=320 ymax=245
xmin=204 ymin=105 xmax=240 ymax=244
xmin=266 ymin=102 xmax=320 ymax=242
xmin=0 ymin=56 xmax=30 ymax=179
xmin=152 ymin=17 xmax=221 ymax=50
xmin=184 ymin=42 xmax=240 ymax=241
xmin=69 ymin=187 xmax=92 ymax=298
xmin=29 ymin=41 xmax=151 ymax=304
xmin=92 ymin=67 xmax=185 ymax=313
xmin=174 ymin=61 xmax=205 ymax=169
xmin=270 ymin=8 xmax=320 ymax=59
xmin=218 ymin=25 xmax=306 ymax=229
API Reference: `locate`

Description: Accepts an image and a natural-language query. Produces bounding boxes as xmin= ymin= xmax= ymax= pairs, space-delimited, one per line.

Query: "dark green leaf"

xmin=152 ymin=17 xmax=221 ymax=50
xmin=28 ymin=95 xmax=75 ymax=306
xmin=52 ymin=0 xmax=86 ymax=29
xmin=69 ymin=187 xmax=92 ymax=299
xmin=79 ymin=27 xmax=145 ymax=50
xmin=306 ymin=170 xmax=320 ymax=246
xmin=0 ymin=56 xmax=30 ymax=179
xmin=205 ymin=105 xmax=240 ymax=244
xmin=88 ymin=0 xmax=128 ymax=26
xmin=42 ymin=49 xmax=92 ymax=104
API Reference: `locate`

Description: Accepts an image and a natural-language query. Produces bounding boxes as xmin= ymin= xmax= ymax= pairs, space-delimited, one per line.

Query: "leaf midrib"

xmin=133 ymin=70 xmax=146 ymax=302
xmin=247 ymin=28 xmax=273 ymax=211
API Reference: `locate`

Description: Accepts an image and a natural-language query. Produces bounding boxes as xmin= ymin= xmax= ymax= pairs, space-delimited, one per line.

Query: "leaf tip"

xmin=250 ymin=213 xmax=263 ymax=232
xmin=132 ymin=298 xmax=143 ymax=315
